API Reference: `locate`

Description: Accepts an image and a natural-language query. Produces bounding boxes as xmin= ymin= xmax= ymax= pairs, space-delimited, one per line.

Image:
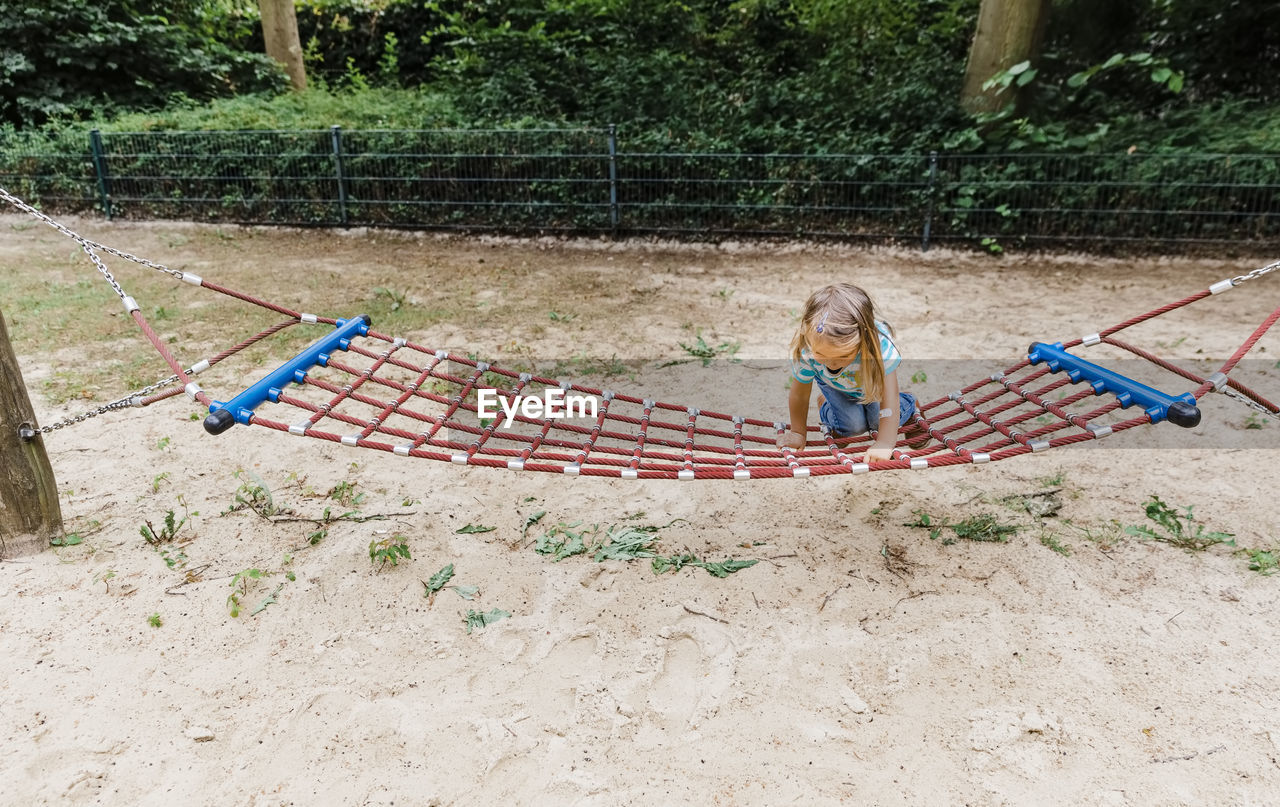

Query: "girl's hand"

xmin=863 ymin=446 xmax=894 ymax=463
xmin=777 ymin=430 xmax=806 ymax=450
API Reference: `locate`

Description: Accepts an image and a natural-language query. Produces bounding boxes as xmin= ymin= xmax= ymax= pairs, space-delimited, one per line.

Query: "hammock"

xmin=4 ymin=187 xmax=1277 ymax=479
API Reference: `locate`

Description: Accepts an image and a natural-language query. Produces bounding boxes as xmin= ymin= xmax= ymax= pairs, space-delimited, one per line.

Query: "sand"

xmin=1 ymin=216 xmax=1278 ymax=806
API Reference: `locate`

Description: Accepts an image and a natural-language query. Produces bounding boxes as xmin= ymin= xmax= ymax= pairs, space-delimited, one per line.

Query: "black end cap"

xmin=203 ymin=409 xmax=237 ymax=435
xmin=1167 ymin=401 xmax=1201 ymax=429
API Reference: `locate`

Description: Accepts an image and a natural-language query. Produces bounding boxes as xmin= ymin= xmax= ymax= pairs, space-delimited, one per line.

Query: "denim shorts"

xmin=815 ymin=377 xmax=917 ymax=438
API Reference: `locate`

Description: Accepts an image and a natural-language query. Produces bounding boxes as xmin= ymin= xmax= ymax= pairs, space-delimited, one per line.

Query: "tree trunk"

xmin=0 ymin=311 xmax=62 ymax=557
xmin=259 ymin=0 xmax=308 ymax=91
xmin=961 ymin=0 xmax=1051 ymax=115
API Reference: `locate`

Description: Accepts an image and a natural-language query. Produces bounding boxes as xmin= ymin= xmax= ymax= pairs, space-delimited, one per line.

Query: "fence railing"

xmin=2 ymin=126 xmax=1278 ymax=250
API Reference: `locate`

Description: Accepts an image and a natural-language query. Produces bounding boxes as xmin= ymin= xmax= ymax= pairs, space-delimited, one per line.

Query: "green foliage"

xmin=328 ymin=480 xmax=365 ymax=509
xmin=227 ymin=567 xmax=266 ymax=617
xmin=369 ymin=535 xmax=412 ymax=568
xmin=140 ymin=509 xmax=191 ymax=544
xmin=651 ymin=553 xmax=699 ymax=575
xmin=94 ymin=569 xmax=118 ymax=592
xmin=650 ymin=553 xmax=757 ymax=577
xmin=534 ymin=521 xmax=593 ymax=562
xmin=294 ymin=0 xmax=445 ymax=89
xmin=528 ymin=516 xmax=751 ymax=578
xmin=7 ymin=0 xmax=1279 ymax=239
xmin=968 ymin=51 xmax=1186 ymax=152
xmin=226 ymin=469 xmax=279 ymax=517
xmin=1244 ymin=549 xmax=1278 ymax=576
xmin=227 ymin=554 xmax=295 ymax=617
xmin=906 ymin=509 xmax=1020 ymax=545
xmin=97 ymin=86 xmax=462 ymax=132
xmin=592 ymin=525 xmax=662 ymax=562
xmin=1039 ymin=533 xmax=1071 ymax=556
xmin=661 ymin=330 xmax=742 ymax=368
xmin=0 ymin=0 xmax=282 ymax=128
xmin=1124 ymin=496 xmax=1235 ymax=552
xmin=463 ymin=608 xmax=510 ymax=634
xmin=423 ymin=564 xmax=480 ymax=602
xmin=423 ymin=0 xmax=977 ymax=150
xmin=423 ymin=563 xmax=455 ymax=594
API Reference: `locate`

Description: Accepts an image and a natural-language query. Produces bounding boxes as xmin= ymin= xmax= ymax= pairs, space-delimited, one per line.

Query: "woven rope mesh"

xmin=219 ymin=324 xmax=1190 ymax=479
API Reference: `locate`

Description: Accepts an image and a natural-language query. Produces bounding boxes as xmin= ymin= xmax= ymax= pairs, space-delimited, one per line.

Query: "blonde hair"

xmin=789 ymin=283 xmax=893 ymax=402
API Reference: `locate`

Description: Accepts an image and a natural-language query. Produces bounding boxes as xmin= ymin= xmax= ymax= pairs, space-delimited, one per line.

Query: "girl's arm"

xmin=778 ymin=379 xmax=811 ymax=449
xmin=864 ymin=369 xmax=901 ymax=462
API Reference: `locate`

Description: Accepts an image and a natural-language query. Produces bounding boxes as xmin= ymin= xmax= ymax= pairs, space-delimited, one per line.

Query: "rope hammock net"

xmin=4 ymin=187 xmax=1278 ymax=480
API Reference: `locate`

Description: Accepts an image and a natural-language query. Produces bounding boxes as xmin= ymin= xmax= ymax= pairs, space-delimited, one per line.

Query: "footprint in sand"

xmin=523 ymin=630 xmax=602 ymax=730
xmin=639 ymin=618 xmax=738 ymax=734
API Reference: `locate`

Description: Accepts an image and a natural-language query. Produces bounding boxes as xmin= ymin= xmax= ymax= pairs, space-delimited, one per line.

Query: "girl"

xmin=777 ymin=283 xmax=925 ymax=462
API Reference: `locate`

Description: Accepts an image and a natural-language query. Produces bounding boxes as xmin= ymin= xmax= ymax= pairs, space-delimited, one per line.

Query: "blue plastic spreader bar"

xmin=1027 ymin=341 xmax=1200 ymax=428
xmin=204 ymin=315 xmax=371 ymax=435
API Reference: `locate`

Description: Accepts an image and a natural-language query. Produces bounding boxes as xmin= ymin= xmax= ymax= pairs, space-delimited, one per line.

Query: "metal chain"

xmin=0 ymin=186 xmax=184 ymax=303
xmin=1218 ymin=385 xmax=1280 ymax=421
xmin=37 ymin=373 xmax=182 ymax=434
xmin=0 ymin=186 xmax=194 ymax=434
xmin=1230 ymin=259 xmax=1280 ymax=287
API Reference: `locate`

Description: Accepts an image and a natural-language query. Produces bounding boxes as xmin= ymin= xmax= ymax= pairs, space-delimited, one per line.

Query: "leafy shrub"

xmin=0 ymin=0 xmax=283 ymax=129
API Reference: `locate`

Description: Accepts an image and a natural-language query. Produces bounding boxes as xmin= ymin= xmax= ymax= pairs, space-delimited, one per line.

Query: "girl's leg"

xmin=816 ymin=378 xmax=873 ymax=436
xmin=897 ymin=392 xmax=918 ymax=428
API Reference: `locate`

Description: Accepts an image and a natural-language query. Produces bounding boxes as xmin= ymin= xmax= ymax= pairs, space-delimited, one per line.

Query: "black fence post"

xmin=89 ymin=129 xmax=112 ymax=220
xmin=922 ymin=150 xmax=938 ymax=252
xmin=608 ymin=124 xmax=619 ymax=237
xmin=331 ymin=125 xmax=349 ymax=225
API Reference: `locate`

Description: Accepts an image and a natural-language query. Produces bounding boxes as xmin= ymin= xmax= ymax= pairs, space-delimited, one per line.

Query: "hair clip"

xmin=815 ymin=312 xmax=828 ymax=334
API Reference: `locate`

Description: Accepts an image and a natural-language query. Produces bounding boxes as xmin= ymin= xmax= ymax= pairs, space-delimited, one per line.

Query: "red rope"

xmin=88 ymin=243 xmax=1280 ymax=477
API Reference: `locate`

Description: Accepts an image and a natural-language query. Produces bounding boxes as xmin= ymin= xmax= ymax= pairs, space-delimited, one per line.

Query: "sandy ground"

xmin=1 ymin=216 xmax=1279 ymax=807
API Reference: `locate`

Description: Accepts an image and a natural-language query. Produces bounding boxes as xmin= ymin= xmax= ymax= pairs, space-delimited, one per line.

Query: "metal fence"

xmin=2 ymin=126 xmax=1278 ymax=250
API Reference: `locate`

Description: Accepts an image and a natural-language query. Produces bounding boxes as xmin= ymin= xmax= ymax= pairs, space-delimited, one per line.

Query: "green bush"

xmin=0 ymin=0 xmax=283 ymax=129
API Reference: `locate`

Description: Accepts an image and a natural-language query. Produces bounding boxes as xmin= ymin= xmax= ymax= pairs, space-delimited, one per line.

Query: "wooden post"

xmin=0 ymin=310 xmax=62 ymax=557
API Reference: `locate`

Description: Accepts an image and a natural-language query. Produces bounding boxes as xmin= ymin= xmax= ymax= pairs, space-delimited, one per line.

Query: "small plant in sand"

xmin=1242 ymin=548 xmax=1278 ymax=576
xmin=462 ymin=608 xmax=510 ymax=634
xmin=1039 ymin=532 xmax=1072 ymax=556
xmin=227 ymin=555 xmax=296 ymax=618
xmin=1124 ymin=496 xmax=1234 ymax=552
xmin=534 ymin=521 xmax=596 ymax=561
xmin=906 ymin=509 xmax=1020 ymax=545
xmin=148 ymin=613 xmax=163 ymax=628
xmin=369 ymin=535 xmax=411 ymax=569
xmin=225 ymin=469 xmax=281 ymax=518
xmin=372 ymin=286 xmax=407 ymax=312
xmin=660 ymin=329 xmax=741 ymax=368
xmin=651 ymin=554 xmax=758 ymax=577
xmin=530 ymin=517 xmax=757 ymax=578
xmin=94 ymin=569 xmax=117 ymax=593
xmin=329 ymin=480 xmax=365 ymax=509
xmin=140 ymin=508 xmax=191 ymax=544
xmin=421 ymin=564 xmax=479 ymax=605
xmin=227 ymin=568 xmax=266 ymax=618
xmin=222 ymin=470 xmax=412 ymax=546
